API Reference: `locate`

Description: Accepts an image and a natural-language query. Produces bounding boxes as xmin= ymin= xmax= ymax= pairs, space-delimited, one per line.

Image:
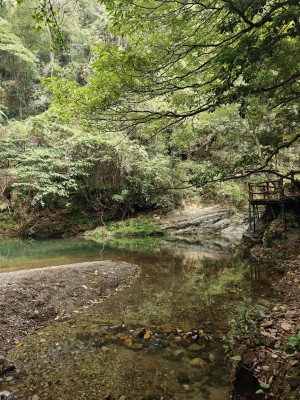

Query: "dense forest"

xmin=0 ymin=0 xmax=299 ymax=234
xmin=0 ymin=2 xmax=300 ymax=400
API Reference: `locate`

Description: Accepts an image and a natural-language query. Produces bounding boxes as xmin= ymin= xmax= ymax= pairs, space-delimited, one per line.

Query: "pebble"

xmin=132 ymin=343 xmax=143 ymax=349
xmin=173 ymin=349 xmax=184 ymax=358
xmin=0 ymin=392 xmax=11 ymax=398
xmin=177 ymin=371 xmax=190 ymax=384
xmin=188 ymin=343 xmax=205 ymax=352
xmin=190 ymin=358 xmax=207 ymax=367
xmin=132 ymin=328 xmax=145 ymax=338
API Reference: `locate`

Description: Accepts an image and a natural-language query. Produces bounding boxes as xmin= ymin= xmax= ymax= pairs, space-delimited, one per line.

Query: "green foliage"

xmin=0 ymin=21 xmax=37 ymax=65
xmin=73 ymin=0 xmax=300 ymax=124
xmin=231 ymin=355 xmax=242 ymax=361
xmin=8 ymin=1 xmax=51 ymax=64
xmin=0 ymin=19 xmax=38 ymax=118
xmin=285 ymin=331 xmax=300 ymax=354
xmin=199 ymin=181 xmax=248 ymax=208
xmin=85 ymin=217 xmax=164 ymax=238
xmin=71 ymin=135 xmax=181 ymax=214
xmin=0 ymin=116 xmax=92 ymax=208
xmin=1 ymin=0 xmax=299 ymax=226
xmin=256 ymin=381 xmax=270 ymax=398
xmin=0 ymin=110 xmax=182 ymax=215
xmin=228 ymin=303 xmax=265 ymax=343
xmin=0 ymin=212 xmax=19 ymax=232
xmin=263 ymin=219 xmax=285 ymax=247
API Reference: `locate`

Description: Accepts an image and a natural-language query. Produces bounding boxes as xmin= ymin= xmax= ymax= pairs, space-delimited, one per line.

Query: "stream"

xmin=0 ymin=236 xmax=278 ymax=400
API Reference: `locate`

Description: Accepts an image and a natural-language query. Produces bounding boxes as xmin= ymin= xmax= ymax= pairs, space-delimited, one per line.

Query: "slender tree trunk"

xmin=49 ymin=51 xmax=55 ymax=76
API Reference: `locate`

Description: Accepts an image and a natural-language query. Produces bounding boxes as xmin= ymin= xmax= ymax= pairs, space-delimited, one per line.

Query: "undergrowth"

xmin=0 ymin=212 xmax=19 ymax=233
xmin=84 ymin=217 xmax=164 ymax=238
xmin=227 ymin=302 xmax=266 ymax=343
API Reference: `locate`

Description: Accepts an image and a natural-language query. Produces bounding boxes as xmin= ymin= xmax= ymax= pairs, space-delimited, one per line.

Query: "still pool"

xmin=0 ymin=237 xmax=277 ymax=399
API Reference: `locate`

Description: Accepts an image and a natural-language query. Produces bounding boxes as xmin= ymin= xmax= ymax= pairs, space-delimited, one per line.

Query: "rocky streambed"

xmin=0 ymin=260 xmax=139 ymax=368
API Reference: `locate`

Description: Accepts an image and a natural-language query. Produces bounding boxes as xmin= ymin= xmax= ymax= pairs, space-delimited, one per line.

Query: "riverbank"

xmin=230 ymin=228 xmax=300 ymax=400
xmin=0 ymin=201 xmax=247 ymax=242
xmin=0 ymin=261 xmax=139 ymax=372
xmin=84 ymin=202 xmax=248 ymax=246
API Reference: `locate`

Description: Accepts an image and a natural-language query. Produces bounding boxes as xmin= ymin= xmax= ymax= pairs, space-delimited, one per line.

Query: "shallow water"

xmin=0 ymin=237 xmax=277 ymax=399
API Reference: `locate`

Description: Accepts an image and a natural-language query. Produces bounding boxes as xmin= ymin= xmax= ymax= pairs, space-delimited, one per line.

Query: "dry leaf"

xmin=144 ymin=331 xmax=151 ymax=340
xmin=281 ymin=322 xmax=292 ymax=331
xmin=289 ymin=359 xmax=298 ymax=366
xmin=124 ymin=338 xmax=133 ymax=347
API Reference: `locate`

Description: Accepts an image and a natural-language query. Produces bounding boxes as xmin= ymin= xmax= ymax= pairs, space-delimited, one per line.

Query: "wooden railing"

xmin=248 ymin=178 xmax=284 ymax=201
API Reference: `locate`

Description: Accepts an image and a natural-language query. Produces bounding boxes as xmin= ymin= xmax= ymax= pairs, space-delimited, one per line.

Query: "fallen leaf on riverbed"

xmin=261 ymin=320 xmax=273 ymax=328
xmin=124 ymin=338 xmax=133 ymax=347
xmin=161 ymin=324 xmax=172 ymax=332
xmin=144 ymin=331 xmax=151 ymax=340
xmin=119 ymin=334 xmax=129 ymax=340
xmin=281 ymin=322 xmax=292 ymax=331
xmin=289 ymin=359 xmax=298 ymax=366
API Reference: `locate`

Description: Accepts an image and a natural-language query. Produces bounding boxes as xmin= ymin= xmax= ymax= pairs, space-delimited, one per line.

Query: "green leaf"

xmin=256 ymin=389 xmax=264 ymax=394
xmin=231 ymin=355 xmax=241 ymax=361
xmin=259 ymin=381 xmax=270 ymax=390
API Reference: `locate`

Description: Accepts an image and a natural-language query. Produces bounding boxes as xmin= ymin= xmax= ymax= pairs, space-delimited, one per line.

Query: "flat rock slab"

xmin=0 ymin=261 xmax=139 ymax=359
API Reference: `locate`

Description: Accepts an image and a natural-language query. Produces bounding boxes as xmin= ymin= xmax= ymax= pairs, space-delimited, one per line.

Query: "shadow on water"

xmin=0 ymin=237 xmax=279 ymax=400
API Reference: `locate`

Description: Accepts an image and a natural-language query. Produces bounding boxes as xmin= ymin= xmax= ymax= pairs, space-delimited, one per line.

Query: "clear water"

xmin=0 ymin=237 xmax=277 ymax=400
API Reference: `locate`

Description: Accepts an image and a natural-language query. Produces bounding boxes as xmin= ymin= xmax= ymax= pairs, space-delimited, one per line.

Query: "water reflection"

xmin=0 ymin=237 xmax=277 ymax=399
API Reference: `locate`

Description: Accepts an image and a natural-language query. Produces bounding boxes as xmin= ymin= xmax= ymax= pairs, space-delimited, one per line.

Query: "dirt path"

xmin=0 ymin=261 xmax=139 ymax=369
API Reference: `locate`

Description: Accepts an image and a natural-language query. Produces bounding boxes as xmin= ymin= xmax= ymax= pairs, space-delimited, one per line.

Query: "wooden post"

xmin=279 ymin=178 xmax=284 ymax=199
xmin=248 ymin=183 xmax=252 ymax=200
xmin=281 ymin=201 xmax=287 ymax=231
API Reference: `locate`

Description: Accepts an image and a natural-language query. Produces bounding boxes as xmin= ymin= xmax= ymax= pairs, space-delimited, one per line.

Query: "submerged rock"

xmin=188 ymin=343 xmax=205 ymax=352
xmin=132 ymin=328 xmax=146 ymax=338
xmin=0 ymin=357 xmax=15 ymax=375
xmin=173 ymin=349 xmax=185 ymax=359
xmin=190 ymin=358 xmax=207 ymax=367
xmin=177 ymin=371 xmax=190 ymax=384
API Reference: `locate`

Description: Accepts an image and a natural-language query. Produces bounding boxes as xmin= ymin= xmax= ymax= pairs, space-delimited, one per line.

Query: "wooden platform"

xmin=248 ymin=174 xmax=300 ymax=231
xmin=249 ymin=197 xmax=300 ymax=206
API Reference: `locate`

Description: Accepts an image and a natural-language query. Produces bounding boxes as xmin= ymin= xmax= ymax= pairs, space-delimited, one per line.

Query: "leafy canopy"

xmin=89 ymin=0 xmax=300 ymax=125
